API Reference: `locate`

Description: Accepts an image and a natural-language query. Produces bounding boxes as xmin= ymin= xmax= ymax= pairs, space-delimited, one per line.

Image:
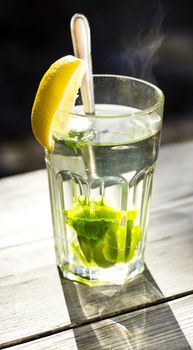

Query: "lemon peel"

xmin=31 ymin=55 xmax=85 ymax=152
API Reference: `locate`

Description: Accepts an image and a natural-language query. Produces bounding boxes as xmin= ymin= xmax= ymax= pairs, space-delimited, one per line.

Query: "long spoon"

xmin=70 ymin=13 xmax=95 ymax=115
xmin=70 ymin=13 xmax=98 ymax=182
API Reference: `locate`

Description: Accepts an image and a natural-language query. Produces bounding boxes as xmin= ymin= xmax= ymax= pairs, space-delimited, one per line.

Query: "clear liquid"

xmin=46 ymin=104 xmax=161 ymax=284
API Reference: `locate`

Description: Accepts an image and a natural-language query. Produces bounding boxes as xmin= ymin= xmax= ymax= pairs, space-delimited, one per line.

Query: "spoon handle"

xmin=70 ymin=13 xmax=95 ymax=114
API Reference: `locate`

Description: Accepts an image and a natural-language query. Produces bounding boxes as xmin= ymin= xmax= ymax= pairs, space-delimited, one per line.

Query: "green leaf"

xmin=116 ymin=226 xmax=127 ymax=263
xmin=126 ymin=209 xmax=138 ymax=220
xmin=126 ymin=225 xmax=141 ymax=263
xmin=103 ymin=225 xmax=119 ymax=262
xmin=65 ymin=129 xmax=91 ymax=151
xmin=66 ymin=196 xmax=141 ymax=268
xmin=71 ymin=241 xmax=94 ymax=267
xmin=125 ymin=219 xmax=133 ymax=261
xmin=93 ymin=241 xmax=115 ymax=268
xmin=65 ymin=196 xmax=123 ymax=242
xmin=69 ymin=217 xmax=115 ymax=241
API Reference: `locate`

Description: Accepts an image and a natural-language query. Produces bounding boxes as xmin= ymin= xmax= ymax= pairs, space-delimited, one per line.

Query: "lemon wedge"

xmin=31 ymin=55 xmax=86 ymax=152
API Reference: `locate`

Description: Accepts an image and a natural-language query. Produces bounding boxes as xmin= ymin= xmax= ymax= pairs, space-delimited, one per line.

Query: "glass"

xmin=45 ymin=75 xmax=164 ymax=285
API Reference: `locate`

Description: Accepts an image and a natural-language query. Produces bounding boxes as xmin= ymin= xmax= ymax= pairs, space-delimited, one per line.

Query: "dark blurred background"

xmin=1 ymin=0 xmax=193 ymax=177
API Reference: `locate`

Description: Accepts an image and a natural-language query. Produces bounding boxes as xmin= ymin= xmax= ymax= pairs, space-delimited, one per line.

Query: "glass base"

xmin=58 ymin=258 xmax=144 ymax=286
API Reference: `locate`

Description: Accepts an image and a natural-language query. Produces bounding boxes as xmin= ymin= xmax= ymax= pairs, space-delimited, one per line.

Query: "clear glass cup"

xmin=45 ymin=75 xmax=164 ymax=285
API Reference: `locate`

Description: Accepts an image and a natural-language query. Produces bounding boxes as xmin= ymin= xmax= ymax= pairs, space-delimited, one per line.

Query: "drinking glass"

xmin=45 ymin=75 xmax=164 ymax=285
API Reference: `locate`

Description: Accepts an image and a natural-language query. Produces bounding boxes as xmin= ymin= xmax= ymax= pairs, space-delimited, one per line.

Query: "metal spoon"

xmin=70 ymin=13 xmax=95 ymax=114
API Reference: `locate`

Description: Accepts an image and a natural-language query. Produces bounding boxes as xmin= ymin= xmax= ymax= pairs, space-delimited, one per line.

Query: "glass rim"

xmin=58 ymin=74 xmax=164 ymax=119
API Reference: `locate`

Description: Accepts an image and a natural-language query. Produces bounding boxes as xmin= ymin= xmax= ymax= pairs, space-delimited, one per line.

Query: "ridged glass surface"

xmin=45 ymin=104 xmax=161 ymax=285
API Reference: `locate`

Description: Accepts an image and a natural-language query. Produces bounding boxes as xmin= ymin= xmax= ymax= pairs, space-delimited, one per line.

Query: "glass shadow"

xmin=58 ymin=266 xmax=163 ymax=325
xmin=58 ymin=267 xmax=191 ymax=349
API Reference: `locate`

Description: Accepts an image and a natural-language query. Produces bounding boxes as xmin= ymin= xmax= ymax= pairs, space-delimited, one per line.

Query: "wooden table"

xmin=1 ymin=141 xmax=193 ymax=349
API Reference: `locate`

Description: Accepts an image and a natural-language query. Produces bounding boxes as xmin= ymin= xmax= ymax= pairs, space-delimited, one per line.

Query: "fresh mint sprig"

xmin=65 ymin=196 xmax=141 ymax=268
xmin=65 ymin=129 xmax=92 ymax=152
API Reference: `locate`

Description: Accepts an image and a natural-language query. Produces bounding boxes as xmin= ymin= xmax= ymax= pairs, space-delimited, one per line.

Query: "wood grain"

xmin=152 ymin=141 xmax=193 ymax=209
xmin=146 ymin=142 xmax=193 ymax=296
xmin=0 ymin=263 xmax=163 ymax=345
xmin=171 ymin=295 xmax=193 ymax=348
xmin=6 ymin=296 xmax=193 ymax=350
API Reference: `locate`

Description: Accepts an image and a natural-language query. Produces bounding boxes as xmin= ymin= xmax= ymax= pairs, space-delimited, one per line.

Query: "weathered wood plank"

xmin=0 ymin=265 xmax=163 ymax=345
xmin=146 ymin=141 xmax=193 ymax=296
xmin=171 ymin=295 xmax=193 ymax=348
xmin=0 ymin=266 xmax=70 ymax=346
xmin=0 ymin=170 xmax=52 ymax=249
xmin=146 ymin=194 xmax=193 ymax=296
xmin=152 ymin=141 xmax=193 ymax=210
xmin=5 ymin=296 xmax=193 ymax=350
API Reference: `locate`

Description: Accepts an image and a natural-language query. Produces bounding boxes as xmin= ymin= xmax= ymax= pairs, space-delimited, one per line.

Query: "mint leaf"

xmin=92 ymin=241 xmax=115 ymax=268
xmin=125 ymin=219 xmax=133 ymax=261
xmin=65 ymin=196 xmax=141 ymax=268
xmin=65 ymin=196 xmax=123 ymax=242
xmin=103 ymin=229 xmax=118 ymax=262
xmin=65 ymin=130 xmax=91 ymax=151
xmin=68 ymin=217 xmax=115 ymax=241
xmin=77 ymin=236 xmax=95 ymax=262
xmin=71 ymin=241 xmax=94 ymax=267
xmin=125 ymin=224 xmax=141 ymax=263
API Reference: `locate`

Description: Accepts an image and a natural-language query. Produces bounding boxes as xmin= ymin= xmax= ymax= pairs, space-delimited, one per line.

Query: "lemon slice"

xmin=31 ymin=55 xmax=86 ymax=152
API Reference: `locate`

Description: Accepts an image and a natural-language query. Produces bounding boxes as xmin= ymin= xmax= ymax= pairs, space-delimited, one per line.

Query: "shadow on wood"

xmin=58 ymin=268 xmax=191 ymax=349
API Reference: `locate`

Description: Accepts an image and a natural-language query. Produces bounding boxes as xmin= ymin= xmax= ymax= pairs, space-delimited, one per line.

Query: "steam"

xmin=121 ymin=0 xmax=164 ymax=82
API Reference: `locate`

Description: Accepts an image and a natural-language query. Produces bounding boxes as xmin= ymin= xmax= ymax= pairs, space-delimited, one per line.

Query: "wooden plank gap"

xmin=1 ymin=289 xmax=193 ymax=350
